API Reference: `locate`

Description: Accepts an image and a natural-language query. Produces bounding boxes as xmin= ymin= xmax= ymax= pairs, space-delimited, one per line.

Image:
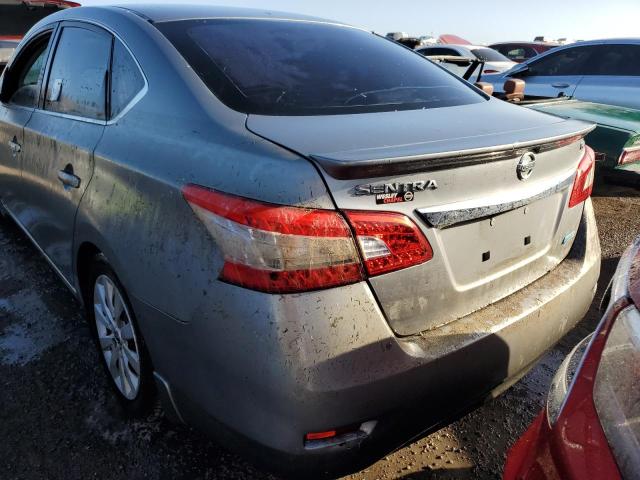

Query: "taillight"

xmin=182 ymin=185 xmax=363 ymax=293
xmin=182 ymin=185 xmax=434 ymax=293
xmin=483 ymin=69 xmax=499 ymax=74
xmin=568 ymin=146 xmax=595 ymax=208
xmin=344 ymin=211 xmax=433 ymax=276
xmin=618 ymin=147 xmax=640 ymax=165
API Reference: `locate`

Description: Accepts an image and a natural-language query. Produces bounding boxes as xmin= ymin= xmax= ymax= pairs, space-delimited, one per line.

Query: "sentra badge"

xmin=353 ymin=180 xmax=438 ymax=204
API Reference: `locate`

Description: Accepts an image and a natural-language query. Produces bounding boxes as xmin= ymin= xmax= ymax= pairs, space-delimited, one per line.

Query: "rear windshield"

xmin=471 ymin=48 xmax=511 ymax=62
xmin=157 ymin=19 xmax=484 ymax=116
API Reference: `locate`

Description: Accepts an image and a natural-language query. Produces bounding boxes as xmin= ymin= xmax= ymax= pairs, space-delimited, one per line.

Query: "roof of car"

xmin=110 ymin=3 xmax=346 ymax=26
xmin=489 ymin=41 xmax=559 ymax=46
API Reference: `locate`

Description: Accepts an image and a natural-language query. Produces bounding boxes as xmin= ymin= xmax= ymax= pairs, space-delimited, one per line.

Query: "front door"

xmin=514 ymin=44 xmax=598 ymax=98
xmin=20 ymin=22 xmax=112 ymax=280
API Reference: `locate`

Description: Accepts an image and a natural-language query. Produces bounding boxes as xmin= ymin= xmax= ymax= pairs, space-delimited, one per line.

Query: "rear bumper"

xmin=136 ymin=200 xmax=600 ymax=475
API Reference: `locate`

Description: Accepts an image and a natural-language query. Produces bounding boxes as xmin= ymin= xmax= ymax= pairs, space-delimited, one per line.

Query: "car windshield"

xmin=157 ymin=19 xmax=484 ymax=116
xmin=471 ymin=48 xmax=511 ymax=62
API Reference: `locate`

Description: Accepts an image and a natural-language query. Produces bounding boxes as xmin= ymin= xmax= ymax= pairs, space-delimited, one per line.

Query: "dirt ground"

xmin=0 ymin=184 xmax=638 ymax=480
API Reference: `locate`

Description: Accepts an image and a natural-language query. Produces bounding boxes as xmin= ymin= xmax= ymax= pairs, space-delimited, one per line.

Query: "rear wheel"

xmin=87 ymin=257 xmax=155 ymax=415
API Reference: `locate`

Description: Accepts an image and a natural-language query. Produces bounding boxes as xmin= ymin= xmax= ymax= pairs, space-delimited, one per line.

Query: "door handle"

xmin=551 ymin=83 xmax=570 ymax=89
xmin=8 ymin=138 xmax=21 ymax=155
xmin=57 ymin=169 xmax=81 ymax=189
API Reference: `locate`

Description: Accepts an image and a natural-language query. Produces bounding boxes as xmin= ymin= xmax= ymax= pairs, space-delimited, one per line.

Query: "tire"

xmin=85 ymin=255 xmax=155 ymax=416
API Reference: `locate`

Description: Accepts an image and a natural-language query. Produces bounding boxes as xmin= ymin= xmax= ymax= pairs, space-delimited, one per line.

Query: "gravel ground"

xmin=0 ymin=185 xmax=638 ymax=480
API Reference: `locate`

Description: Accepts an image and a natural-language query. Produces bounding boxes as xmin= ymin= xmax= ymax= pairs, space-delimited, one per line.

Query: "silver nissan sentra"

xmin=0 ymin=4 xmax=600 ymax=476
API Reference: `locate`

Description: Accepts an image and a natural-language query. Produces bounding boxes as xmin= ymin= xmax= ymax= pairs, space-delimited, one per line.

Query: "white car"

xmin=417 ymin=44 xmax=517 ymax=75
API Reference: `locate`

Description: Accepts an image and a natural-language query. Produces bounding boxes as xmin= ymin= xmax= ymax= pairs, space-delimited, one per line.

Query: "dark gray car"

xmin=0 ymin=4 xmax=601 ymax=476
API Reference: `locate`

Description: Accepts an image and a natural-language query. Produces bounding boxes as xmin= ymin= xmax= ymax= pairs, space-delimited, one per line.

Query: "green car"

xmin=435 ymin=57 xmax=640 ymax=186
xmin=525 ymin=99 xmax=640 ymax=185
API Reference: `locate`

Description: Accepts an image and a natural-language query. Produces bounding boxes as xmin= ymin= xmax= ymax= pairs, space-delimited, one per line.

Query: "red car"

xmin=489 ymin=42 xmax=558 ymax=63
xmin=504 ymin=236 xmax=640 ymax=480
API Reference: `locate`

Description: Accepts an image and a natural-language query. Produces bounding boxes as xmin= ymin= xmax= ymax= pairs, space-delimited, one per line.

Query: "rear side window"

xmin=499 ymin=46 xmax=537 ymax=61
xmin=157 ymin=19 xmax=484 ymax=116
xmin=45 ymin=26 xmax=112 ymax=120
xmin=582 ymin=44 xmax=640 ymax=76
xmin=528 ymin=46 xmax=595 ymax=76
xmin=110 ymin=40 xmax=145 ymax=118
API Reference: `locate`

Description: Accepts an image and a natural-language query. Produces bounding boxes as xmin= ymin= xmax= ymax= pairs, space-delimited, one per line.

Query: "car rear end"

xmin=504 ymin=237 xmax=640 ymax=480
xmin=153 ymin=15 xmax=601 ymax=472
xmin=526 ymin=100 xmax=640 ymax=186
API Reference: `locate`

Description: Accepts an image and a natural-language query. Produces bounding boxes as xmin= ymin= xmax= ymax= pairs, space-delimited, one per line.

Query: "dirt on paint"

xmin=0 ymin=185 xmax=638 ymax=480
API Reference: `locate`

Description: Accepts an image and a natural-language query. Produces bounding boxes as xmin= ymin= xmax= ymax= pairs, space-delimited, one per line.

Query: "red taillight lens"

xmin=182 ymin=185 xmax=364 ymax=293
xmin=305 ymin=430 xmax=337 ymax=441
xmin=344 ymin=211 xmax=433 ymax=276
xmin=483 ymin=69 xmax=499 ymax=74
xmin=568 ymin=146 xmax=595 ymax=208
xmin=618 ymin=147 xmax=640 ymax=165
xmin=183 ymin=186 xmax=434 ymax=293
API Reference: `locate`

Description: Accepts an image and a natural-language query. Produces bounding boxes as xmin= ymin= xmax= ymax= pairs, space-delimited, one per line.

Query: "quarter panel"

xmin=77 ymin=113 xmax=334 ymax=328
xmin=573 ymin=75 xmax=640 ymax=110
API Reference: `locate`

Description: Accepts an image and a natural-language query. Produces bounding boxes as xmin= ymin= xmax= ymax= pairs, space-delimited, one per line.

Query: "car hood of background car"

xmin=246 ymin=97 xmax=593 ymax=176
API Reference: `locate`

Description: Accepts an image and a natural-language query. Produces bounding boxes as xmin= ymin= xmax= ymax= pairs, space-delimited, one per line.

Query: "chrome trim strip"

xmin=312 ymin=125 xmax=595 ymax=180
xmin=416 ymin=174 xmax=575 ymax=229
xmin=33 ymin=109 xmax=106 ymax=125
xmin=0 ymin=200 xmax=78 ymax=295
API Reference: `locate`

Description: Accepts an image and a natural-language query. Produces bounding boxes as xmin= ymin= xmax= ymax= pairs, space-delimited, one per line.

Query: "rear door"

xmin=572 ymin=44 xmax=640 ymax=110
xmin=20 ymin=21 xmax=112 ymax=280
xmin=515 ymin=44 xmax=597 ymax=98
xmin=0 ymin=28 xmax=54 ymax=216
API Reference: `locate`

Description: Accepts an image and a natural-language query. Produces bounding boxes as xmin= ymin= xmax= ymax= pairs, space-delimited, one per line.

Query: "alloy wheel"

xmin=93 ymin=274 xmax=141 ymax=400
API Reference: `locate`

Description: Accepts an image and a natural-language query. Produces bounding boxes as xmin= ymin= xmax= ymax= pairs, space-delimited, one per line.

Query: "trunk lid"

xmin=247 ymin=99 xmax=595 ymax=335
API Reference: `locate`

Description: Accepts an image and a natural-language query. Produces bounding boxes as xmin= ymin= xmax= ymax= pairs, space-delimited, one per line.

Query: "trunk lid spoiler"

xmin=246 ymin=99 xmax=595 ymax=180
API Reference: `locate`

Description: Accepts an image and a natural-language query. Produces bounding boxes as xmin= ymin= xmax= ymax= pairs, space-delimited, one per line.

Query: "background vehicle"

xmin=484 ymin=39 xmax=640 ymax=110
xmin=0 ymin=4 xmax=600 ymax=476
xmin=417 ymin=44 xmax=516 ymax=74
xmin=504 ymin=236 xmax=640 ymax=480
xmin=438 ymin=56 xmax=640 ymax=187
xmin=0 ymin=38 xmax=19 ymax=74
xmin=527 ymin=99 xmax=640 ymax=186
xmin=489 ymin=41 xmax=559 ymax=62
xmin=0 ymin=0 xmax=80 ymax=73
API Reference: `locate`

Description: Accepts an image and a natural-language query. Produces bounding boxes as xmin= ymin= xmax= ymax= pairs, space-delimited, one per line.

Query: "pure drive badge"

xmin=353 ymin=180 xmax=438 ymax=204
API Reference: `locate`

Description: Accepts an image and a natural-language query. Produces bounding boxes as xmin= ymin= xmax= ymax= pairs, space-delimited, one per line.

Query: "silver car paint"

xmin=248 ymin=103 xmax=593 ymax=334
xmin=485 ymin=39 xmax=640 ymax=110
xmin=0 ymin=5 xmax=601 ymax=468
